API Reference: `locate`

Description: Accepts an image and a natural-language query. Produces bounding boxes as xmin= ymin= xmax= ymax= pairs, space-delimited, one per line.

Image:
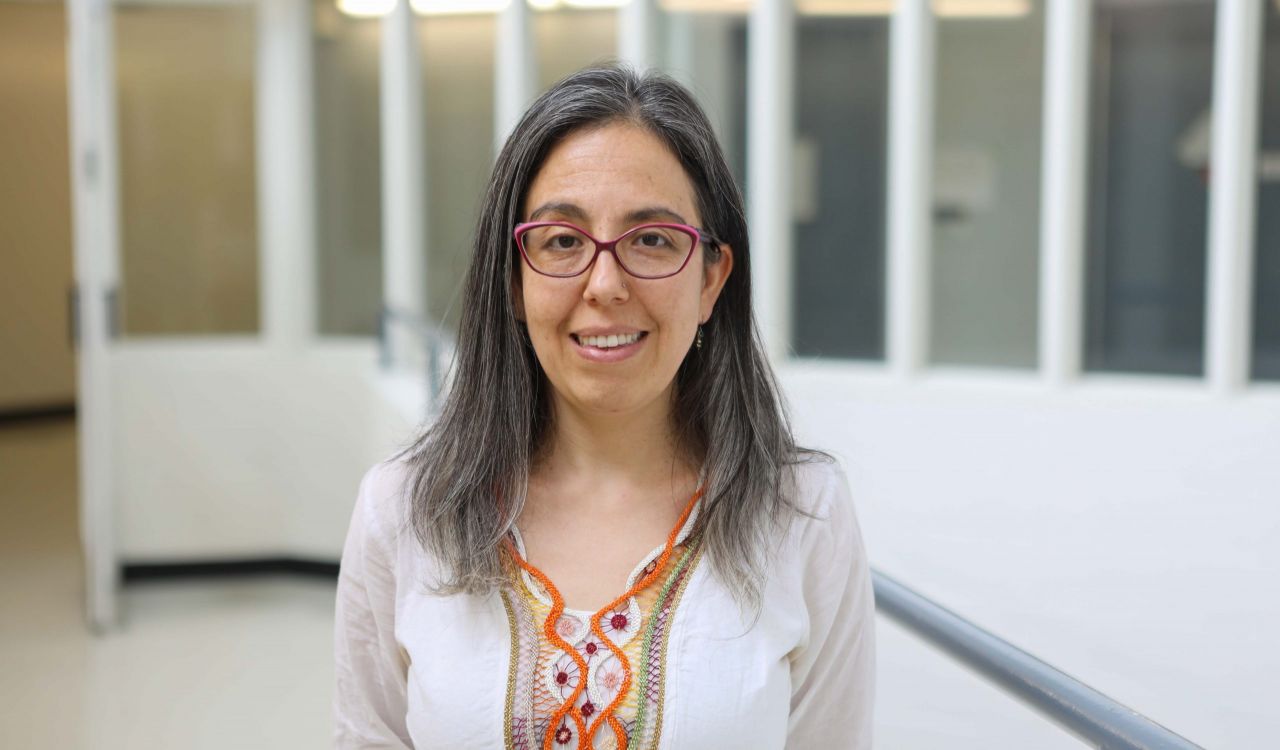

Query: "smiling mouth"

xmin=571 ymin=332 xmax=648 ymax=350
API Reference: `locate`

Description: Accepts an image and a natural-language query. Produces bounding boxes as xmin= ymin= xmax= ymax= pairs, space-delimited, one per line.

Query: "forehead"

xmin=523 ymin=121 xmax=699 ymax=223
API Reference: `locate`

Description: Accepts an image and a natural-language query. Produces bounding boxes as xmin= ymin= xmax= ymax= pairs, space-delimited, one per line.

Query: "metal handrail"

xmin=872 ymin=570 xmax=1205 ymax=750
xmin=377 ymin=305 xmax=456 ymax=409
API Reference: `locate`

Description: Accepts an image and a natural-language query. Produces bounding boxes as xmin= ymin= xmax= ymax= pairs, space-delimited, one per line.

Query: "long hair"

xmin=398 ymin=63 xmax=816 ymax=608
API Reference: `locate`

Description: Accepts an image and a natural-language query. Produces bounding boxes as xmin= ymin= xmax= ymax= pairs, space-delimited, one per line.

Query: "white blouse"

xmin=334 ymin=457 xmax=875 ymax=749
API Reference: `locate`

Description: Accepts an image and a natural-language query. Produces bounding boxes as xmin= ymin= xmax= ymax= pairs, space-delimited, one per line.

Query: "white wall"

xmin=780 ymin=363 xmax=1280 ymax=749
xmin=112 ymin=340 xmax=421 ymax=559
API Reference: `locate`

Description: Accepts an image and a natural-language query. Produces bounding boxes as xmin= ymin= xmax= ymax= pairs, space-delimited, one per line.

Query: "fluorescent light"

xmin=337 ymin=0 xmax=394 ymax=17
xmin=797 ymin=0 xmax=891 ymax=15
xmin=410 ymin=0 xmax=511 ymax=14
xmin=798 ymin=0 xmax=1030 ymax=16
xmin=658 ymin=0 xmax=751 ymax=13
xmin=340 ymin=0 xmax=1030 ymax=21
xmin=530 ymin=0 xmax=628 ymax=8
xmin=337 ymin=0 xmax=513 ymax=17
xmin=934 ymin=0 xmax=1029 ymax=17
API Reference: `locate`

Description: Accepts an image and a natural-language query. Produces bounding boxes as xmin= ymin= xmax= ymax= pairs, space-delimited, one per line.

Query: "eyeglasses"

xmin=514 ymin=221 xmax=720 ymax=280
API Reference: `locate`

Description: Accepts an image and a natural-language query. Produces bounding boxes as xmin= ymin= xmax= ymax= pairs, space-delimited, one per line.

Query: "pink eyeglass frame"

xmin=513 ymin=220 xmax=722 ymax=279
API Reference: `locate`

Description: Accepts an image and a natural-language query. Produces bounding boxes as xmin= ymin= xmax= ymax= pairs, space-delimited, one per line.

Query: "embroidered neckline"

xmin=507 ymin=498 xmax=703 ymax=618
xmin=503 ymin=488 xmax=704 ymax=750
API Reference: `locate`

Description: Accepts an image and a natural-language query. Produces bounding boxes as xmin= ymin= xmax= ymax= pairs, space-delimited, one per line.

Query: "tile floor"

xmin=0 ymin=418 xmax=335 ymax=749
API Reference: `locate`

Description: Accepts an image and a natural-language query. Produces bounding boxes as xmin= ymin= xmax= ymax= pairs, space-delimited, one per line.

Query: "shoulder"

xmin=349 ymin=457 xmax=416 ymax=552
xmin=789 ymin=454 xmax=856 ymax=527
xmin=780 ymin=455 xmax=865 ymax=565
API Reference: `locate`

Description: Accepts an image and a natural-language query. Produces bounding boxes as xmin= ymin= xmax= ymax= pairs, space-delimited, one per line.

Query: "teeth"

xmin=579 ymin=332 xmax=641 ymax=349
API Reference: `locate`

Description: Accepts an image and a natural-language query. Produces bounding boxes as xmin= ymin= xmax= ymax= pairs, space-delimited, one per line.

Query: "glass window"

xmin=115 ymin=2 xmax=259 ymax=335
xmin=314 ymin=0 xmax=383 ymax=336
xmin=660 ymin=7 xmax=747 ymax=185
xmin=535 ymin=7 xmax=618 ymax=89
xmin=929 ymin=1 xmax=1044 ymax=369
xmin=723 ymin=10 xmax=889 ymax=360
xmin=1084 ymin=0 xmax=1216 ymax=376
xmin=420 ymin=13 xmax=496 ymax=332
xmin=788 ymin=14 xmax=891 ymax=360
xmin=1253 ymin=2 xmax=1280 ymax=381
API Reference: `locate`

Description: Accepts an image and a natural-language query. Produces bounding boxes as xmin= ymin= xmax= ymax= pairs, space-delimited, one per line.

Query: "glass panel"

xmin=1253 ymin=2 xmax=1280 ymax=381
xmin=420 ymin=13 xmax=496 ymax=332
xmin=314 ymin=0 xmax=383 ymax=336
xmin=1084 ymin=0 xmax=1216 ymax=376
xmin=115 ymin=2 xmax=259 ymax=335
xmin=660 ymin=7 xmax=747 ymax=186
xmin=0 ymin=3 xmax=76 ymax=409
xmin=535 ymin=7 xmax=618 ymax=89
xmin=790 ymin=15 xmax=890 ymax=359
xmin=929 ymin=1 xmax=1043 ymax=369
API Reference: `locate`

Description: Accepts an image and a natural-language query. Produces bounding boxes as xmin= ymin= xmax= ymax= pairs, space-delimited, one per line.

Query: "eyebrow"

xmin=526 ymin=202 xmax=691 ymax=226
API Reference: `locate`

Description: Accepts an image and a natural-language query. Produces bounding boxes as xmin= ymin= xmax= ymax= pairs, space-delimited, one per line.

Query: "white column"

xmin=256 ymin=0 xmax=317 ymax=346
xmin=381 ymin=0 xmax=428 ymax=364
xmin=748 ymin=0 xmax=795 ymax=362
xmin=67 ymin=0 xmax=120 ymax=631
xmin=619 ymin=0 xmax=660 ymax=72
xmin=885 ymin=0 xmax=935 ymax=377
xmin=1205 ymin=0 xmax=1265 ymax=393
xmin=1038 ymin=0 xmax=1092 ymax=386
xmin=495 ymin=0 xmax=536 ymax=155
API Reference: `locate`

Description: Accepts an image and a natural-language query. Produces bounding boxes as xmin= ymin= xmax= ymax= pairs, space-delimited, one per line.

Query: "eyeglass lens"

xmin=520 ymin=224 xmax=695 ymax=278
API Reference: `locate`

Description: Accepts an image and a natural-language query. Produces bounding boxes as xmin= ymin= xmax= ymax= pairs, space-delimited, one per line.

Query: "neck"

xmin=536 ymin=388 xmax=694 ymax=493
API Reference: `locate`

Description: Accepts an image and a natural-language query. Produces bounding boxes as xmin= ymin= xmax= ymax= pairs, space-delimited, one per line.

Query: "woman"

xmin=335 ymin=65 xmax=875 ymax=749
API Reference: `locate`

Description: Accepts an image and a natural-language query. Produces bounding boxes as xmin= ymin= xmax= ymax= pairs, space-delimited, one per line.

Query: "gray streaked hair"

xmin=397 ymin=63 xmax=820 ymax=609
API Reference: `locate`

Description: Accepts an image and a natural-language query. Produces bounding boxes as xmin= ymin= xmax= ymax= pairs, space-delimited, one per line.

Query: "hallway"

xmin=0 ymin=418 xmax=334 ymax=749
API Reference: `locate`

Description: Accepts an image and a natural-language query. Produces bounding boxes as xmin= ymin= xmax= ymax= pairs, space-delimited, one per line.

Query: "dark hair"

xmin=399 ymin=63 xmax=813 ymax=608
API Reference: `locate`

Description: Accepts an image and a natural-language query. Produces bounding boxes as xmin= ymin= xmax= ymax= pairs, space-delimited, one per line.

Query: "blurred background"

xmin=1 ymin=0 xmax=1278 ymax=747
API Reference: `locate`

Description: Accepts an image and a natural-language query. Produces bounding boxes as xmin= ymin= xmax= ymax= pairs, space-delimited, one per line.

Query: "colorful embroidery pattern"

xmin=501 ymin=493 xmax=704 ymax=750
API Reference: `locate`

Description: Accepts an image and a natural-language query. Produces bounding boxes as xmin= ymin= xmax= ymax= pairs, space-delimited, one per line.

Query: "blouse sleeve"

xmin=786 ymin=462 xmax=877 ymax=750
xmin=334 ymin=464 xmax=414 ymax=749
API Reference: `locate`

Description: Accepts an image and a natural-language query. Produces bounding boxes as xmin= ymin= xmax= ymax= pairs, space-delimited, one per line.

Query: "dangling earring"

xmin=695 ymin=324 xmax=704 ymax=351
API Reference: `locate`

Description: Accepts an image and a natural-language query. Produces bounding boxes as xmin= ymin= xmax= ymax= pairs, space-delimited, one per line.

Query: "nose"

xmin=582 ymin=248 xmax=631 ymax=305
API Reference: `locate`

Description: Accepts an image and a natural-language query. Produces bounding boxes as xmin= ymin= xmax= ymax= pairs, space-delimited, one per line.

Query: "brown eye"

xmin=636 ymin=232 xmax=670 ymax=248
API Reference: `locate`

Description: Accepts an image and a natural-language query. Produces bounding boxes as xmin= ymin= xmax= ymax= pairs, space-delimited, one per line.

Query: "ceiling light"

xmin=530 ymin=0 xmax=628 ymax=9
xmin=410 ymin=0 xmax=511 ymax=14
xmin=658 ymin=0 xmax=751 ymax=13
xmin=337 ymin=0 xmax=395 ymax=17
xmin=798 ymin=0 xmax=1029 ymax=16
xmin=934 ymin=0 xmax=1029 ymax=17
xmin=798 ymin=0 xmax=889 ymax=15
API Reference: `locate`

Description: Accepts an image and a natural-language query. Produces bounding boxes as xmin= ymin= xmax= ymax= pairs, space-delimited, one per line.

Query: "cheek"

xmin=663 ymin=270 xmax=706 ymax=324
xmin=522 ymin=283 xmax=572 ymax=342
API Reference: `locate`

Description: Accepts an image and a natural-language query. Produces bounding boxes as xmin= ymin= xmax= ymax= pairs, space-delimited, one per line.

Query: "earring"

xmin=696 ymin=324 xmax=704 ymax=351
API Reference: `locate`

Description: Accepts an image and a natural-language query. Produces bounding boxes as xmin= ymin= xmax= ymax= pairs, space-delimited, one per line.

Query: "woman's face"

xmin=518 ymin=121 xmax=733 ymax=421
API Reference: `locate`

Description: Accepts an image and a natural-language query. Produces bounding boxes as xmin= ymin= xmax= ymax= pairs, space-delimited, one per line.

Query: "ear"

xmin=699 ymin=244 xmax=733 ymax=323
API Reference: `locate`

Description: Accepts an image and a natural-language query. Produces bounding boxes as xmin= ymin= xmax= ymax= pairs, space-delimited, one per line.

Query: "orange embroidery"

xmin=504 ymin=487 xmax=704 ymax=750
